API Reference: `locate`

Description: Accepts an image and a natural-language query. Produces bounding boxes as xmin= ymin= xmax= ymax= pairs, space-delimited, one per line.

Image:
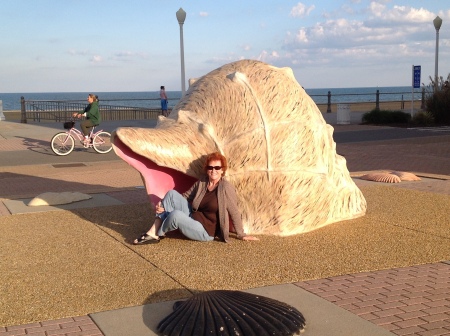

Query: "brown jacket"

xmin=183 ymin=177 xmax=246 ymax=242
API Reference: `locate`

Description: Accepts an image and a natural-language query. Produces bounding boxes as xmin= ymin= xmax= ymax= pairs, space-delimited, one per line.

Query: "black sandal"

xmin=134 ymin=234 xmax=160 ymax=245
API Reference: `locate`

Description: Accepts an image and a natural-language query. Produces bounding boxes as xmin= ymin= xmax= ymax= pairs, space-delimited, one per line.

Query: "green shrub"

xmin=362 ymin=109 xmax=411 ymax=125
xmin=410 ymin=111 xmax=435 ymax=126
xmin=425 ymin=89 xmax=450 ymax=124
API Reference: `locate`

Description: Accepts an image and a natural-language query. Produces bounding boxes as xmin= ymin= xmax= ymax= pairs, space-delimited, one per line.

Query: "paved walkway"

xmin=0 ymin=117 xmax=449 ymax=336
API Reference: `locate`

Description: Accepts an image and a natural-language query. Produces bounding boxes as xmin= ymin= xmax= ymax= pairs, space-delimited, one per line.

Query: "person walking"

xmin=160 ymin=86 xmax=168 ymax=116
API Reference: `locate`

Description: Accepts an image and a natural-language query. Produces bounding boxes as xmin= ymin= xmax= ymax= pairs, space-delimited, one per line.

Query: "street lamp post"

xmin=176 ymin=8 xmax=186 ymax=97
xmin=433 ymin=16 xmax=443 ymax=92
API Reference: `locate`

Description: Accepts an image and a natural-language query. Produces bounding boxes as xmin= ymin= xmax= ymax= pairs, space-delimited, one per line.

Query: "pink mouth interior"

xmin=113 ymin=137 xmax=197 ymax=204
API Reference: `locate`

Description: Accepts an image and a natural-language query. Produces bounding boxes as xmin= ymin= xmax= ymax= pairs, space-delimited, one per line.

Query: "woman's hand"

xmin=242 ymin=235 xmax=259 ymax=241
xmin=72 ymin=112 xmax=79 ymax=118
xmin=155 ymin=201 xmax=165 ymax=214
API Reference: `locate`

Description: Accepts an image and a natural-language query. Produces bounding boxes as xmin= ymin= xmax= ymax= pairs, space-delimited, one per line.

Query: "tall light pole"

xmin=176 ymin=8 xmax=186 ymax=97
xmin=433 ymin=16 xmax=443 ymax=92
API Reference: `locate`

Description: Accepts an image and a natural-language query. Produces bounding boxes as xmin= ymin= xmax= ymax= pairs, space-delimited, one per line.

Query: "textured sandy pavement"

xmin=1 ymin=184 xmax=449 ymax=326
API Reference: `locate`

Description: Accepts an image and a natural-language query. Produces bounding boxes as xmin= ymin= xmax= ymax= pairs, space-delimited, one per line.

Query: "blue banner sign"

xmin=413 ymin=65 xmax=421 ymax=89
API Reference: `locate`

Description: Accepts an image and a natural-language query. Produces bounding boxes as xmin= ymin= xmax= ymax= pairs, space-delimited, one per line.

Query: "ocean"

xmin=0 ymin=86 xmax=423 ymax=111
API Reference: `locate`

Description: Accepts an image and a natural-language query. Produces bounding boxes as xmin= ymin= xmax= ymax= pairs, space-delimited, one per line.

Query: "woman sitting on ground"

xmin=134 ymin=152 xmax=259 ymax=244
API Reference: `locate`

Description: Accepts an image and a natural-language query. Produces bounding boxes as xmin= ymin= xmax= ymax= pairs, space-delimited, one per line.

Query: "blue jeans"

xmin=157 ymin=190 xmax=213 ymax=242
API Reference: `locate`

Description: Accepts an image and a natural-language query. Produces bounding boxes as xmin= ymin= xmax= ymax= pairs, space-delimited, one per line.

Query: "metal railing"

xmin=19 ymin=88 xmax=428 ymax=123
xmin=20 ymin=97 xmax=164 ymax=123
xmin=310 ymin=89 xmax=426 ymax=113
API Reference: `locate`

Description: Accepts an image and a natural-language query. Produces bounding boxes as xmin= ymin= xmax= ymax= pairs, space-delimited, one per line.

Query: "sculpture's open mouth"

xmin=112 ymin=137 xmax=197 ymax=204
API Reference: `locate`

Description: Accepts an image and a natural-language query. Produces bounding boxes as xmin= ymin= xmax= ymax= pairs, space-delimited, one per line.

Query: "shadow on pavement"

xmin=0 ymin=172 xmax=135 ymax=199
xmin=73 ymin=203 xmax=152 ymax=244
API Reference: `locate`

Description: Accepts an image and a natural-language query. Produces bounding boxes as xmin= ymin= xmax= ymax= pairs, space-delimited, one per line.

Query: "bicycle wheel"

xmin=93 ymin=131 xmax=113 ymax=154
xmin=51 ymin=132 xmax=75 ymax=156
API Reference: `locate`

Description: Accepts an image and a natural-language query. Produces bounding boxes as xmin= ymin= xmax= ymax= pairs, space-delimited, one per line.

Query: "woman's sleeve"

xmin=183 ymin=181 xmax=199 ymax=202
xmin=225 ymin=183 xmax=246 ymax=239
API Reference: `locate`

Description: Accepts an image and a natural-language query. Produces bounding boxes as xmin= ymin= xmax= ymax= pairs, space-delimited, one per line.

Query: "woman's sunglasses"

xmin=206 ymin=165 xmax=222 ymax=171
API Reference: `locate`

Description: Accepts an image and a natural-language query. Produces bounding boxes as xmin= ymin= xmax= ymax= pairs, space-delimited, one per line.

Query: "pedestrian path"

xmin=409 ymin=126 xmax=450 ymax=133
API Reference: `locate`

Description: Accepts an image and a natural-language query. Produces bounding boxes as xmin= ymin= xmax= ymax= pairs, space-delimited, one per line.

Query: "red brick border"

xmin=0 ymin=316 xmax=103 ymax=336
xmin=295 ymin=262 xmax=450 ymax=336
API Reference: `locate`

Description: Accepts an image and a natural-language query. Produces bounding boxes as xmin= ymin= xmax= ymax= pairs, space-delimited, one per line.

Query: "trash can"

xmin=337 ymin=103 xmax=350 ymax=125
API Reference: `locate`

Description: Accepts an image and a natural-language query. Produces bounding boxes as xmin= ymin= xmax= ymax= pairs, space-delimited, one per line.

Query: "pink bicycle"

xmin=51 ymin=120 xmax=112 ymax=156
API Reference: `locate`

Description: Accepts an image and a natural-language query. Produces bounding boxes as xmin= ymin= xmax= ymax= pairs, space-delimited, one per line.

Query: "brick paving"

xmin=337 ymin=135 xmax=450 ymax=177
xmin=0 ymin=316 xmax=103 ymax=336
xmin=295 ymin=262 xmax=450 ymax=336
xmin=0 ymin=137 xmax=33 ymax=151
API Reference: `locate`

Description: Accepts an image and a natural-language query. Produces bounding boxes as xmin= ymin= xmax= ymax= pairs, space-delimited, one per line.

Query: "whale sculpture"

xmin=112 ymin=60 xmax=366 ymax=236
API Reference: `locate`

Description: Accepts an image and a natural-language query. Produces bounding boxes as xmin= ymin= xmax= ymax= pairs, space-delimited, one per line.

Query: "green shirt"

xmin=80 ymin=101 xmax=101 ymax=125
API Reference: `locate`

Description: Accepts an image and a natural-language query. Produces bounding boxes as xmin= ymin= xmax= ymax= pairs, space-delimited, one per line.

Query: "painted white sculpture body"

xmin=112 ymin=60 xmax=367 ymax=236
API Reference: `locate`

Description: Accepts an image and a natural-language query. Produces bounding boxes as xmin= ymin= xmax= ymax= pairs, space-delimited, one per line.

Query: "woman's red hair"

xmin=204 ymin=152 xmax=228 ymax=175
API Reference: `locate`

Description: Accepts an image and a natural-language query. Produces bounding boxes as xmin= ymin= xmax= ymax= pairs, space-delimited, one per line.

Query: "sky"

xmin=0 ymin=0 xmax=449 ymax=92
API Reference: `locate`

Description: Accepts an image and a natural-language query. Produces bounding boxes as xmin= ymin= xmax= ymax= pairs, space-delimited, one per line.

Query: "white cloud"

xmin=199 ymin=11 xmax=208 ymax=17
xmin=257 ymin=50 xmax=268 ymax=62
xmin=290 ymin=2 xmax=315 ymax=18
xmin=115 ymin=51 xmax=134 ymax=57
xmin=268 ymin=0 xmax=450 ymax=81
xmin=295 ymin=29 xmax=309 ymax=43
xmin=369 ymin=3 xmax=435 ymax=23
xmin=284 ymin=2 xmax=442 ymax=53
xmin=257 ymin=50 xmax=281 ymax=63
xmin=112 ymin=51 xmax=148 ymax=61
xmin=368 ymin=1 xmax=385 ymax=17
xmin=91 ymin=55 xmax=102 ymax=63
xmin=438 ymin=9 xmax=450 ymax=19
xmin=68 ymin=49 xmax=89 ymax=56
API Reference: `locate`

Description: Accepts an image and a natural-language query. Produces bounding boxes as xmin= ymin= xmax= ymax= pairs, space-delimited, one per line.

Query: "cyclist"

xmin=72 ymin=94 xmax=101 ymax=147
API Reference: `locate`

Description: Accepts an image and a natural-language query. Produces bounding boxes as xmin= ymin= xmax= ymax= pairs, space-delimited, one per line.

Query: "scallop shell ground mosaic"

xmin=360 ymin=171 xmax=421 ymax=183
xmin=157 ymin=290 xmax=306 ymax=336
